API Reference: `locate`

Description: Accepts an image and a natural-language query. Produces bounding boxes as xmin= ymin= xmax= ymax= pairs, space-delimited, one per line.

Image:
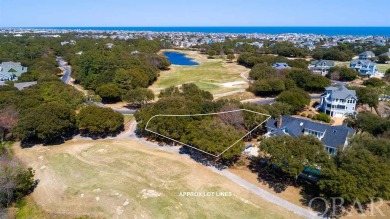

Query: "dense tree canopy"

xmin=77 ymin=105 xmax=124 ymax=137
xmin=327 ymin=66 xmax=358 ymax=81
xmin=276 ymin=89 xmax=311 ymax=113
xmin=13 ymin=102 xmax=77 ymax=144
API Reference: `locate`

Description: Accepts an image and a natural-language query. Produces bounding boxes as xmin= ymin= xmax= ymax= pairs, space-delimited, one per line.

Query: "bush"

xmin=314 ymin=113 xmax=331 ymax=123
xmin=301 ymin=113 xmax=307 ymax=117
xmin=307 ymin=114 xmax=313 ymax=119
xmin=77 ymin=105 xmax=124 ymax=137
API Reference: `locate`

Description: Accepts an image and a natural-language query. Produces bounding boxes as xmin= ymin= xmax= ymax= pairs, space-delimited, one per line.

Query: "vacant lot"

xmin=13 ymin=139 xmax=300 ymax=219
xmin=150 ymin=50 xmax=249 ymax=95
xmin=335 ymin=61 xmax=390 ymax=73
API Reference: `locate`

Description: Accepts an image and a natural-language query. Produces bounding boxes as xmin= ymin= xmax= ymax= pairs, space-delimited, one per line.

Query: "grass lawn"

xmin=377 ymin=63 xmax=390 ymax=72
xmin=150 ymin=50 xmax=249 ymax=95
xmin=13 ymin=139 xmax=299 ymax=218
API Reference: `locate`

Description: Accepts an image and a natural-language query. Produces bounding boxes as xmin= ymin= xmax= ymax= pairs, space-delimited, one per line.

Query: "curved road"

xmin=57 ymin=57 xmax=136 ymax=115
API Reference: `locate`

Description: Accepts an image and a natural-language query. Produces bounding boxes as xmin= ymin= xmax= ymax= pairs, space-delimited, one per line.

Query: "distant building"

xmin=105 ymin=43 xmax=114 ymax=49
xmin=319 ymin=86 xmax=357 ymax=118
xmin=272 ymin=62 xmax=291 ymax=70
xmin=249 ymin=42 xmax=264 ymax=48
xmin=0 ymin=62 xmax=28 ymax=81
xmin=13 ymin=81 xmax=37 ymax=90
xmin=265 ymin=115 xmax=355 ymax=155
xmin=358 ymin=51 xmax=375 ymax=60
xmin=349 ymin=59 xmax=377 ymax=76
xmin=308 ymin=60 xmax=335 ymax=76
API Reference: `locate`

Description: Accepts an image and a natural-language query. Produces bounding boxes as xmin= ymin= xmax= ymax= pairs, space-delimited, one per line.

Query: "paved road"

xmin=128 ymin=121 xmax=322 ymax=219
xmin=57 ymin=57 xmax=136 ymax=115
xmin=57 ymin=57 xmax=71 ymax=84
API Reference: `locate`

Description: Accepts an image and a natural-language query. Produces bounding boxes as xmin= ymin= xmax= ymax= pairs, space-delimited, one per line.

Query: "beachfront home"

xmin=308 ymin=60 xmax=335 ymax=76
xmin=349 ymin=59 xmax=377 ymax=76
xmin=0 ymin=62 xmax=28 ymax=81
xmin=272 ymin=62 xmax=291 ymax=70
xmin=359 ymin=51 xmax=375 ymax=60
xmin=319 ymin=86 xmax=357 ymax=118
xmin=265 ymin=115 xmax=355 ymax=155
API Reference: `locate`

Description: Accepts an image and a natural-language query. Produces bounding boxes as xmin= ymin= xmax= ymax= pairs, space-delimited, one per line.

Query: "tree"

xmin=328 ymin=66 xmax=358 ymax=81
xmin=226 ymin=54 xmax=235 ymax=62
xmin=13 ymin=102 xmax=77 ymax=144
xmin=261 ymin=135 xmax=329 ymax=182
xmin=113 ymin=68 xmax=149 ymax=90
xmin=77 ymin=105 xmax=124 ymax=137
xmin=249 ymin=64 xmax=277 ymax=80
xmin=377 ymin=55 xmax=390 ymax=64
xmin=122 ymin=88 xmax=155 ymax=106
xmin=208 ymin=50 xmax=217 ymax=58
xmin=0 ymin=155 xmax=35 ymax=208
xmin=363 ymin=78 xmax=386 ymax=87
xmin=355 ymin=87 xmax=379 ymax=110
xmin=96 ymin=83 xmax=123 ymax=103
xmin=319 ymin=147 xmax=390 ymax=204
xmin=276 ymin=89 xmax=310 ymax=113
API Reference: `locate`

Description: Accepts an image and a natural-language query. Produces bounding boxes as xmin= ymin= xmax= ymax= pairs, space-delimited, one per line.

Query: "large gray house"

xmin=0 ymin=62 xmax=28 ymax=81
xmin=359 ymin=51 xmax=375 ymax=60
xmin=265 ymin=115 xmax=355 ymax=155
xmin=308 ymin=60 xmax=335 ymax=76
xmin=319 ymin=86 xmax=357 ymax=118
xmin=349 ymin=59 xmax=377 ymax=76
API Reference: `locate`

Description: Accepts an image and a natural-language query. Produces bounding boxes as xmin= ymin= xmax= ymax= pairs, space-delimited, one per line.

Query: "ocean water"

xmin=164 ymin=51 xmax=199 ymax=66
xmin=27 ymin=26 xmax=390 ymax=36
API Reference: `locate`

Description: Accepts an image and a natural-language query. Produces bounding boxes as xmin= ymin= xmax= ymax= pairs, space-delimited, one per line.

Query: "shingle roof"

xmin=266 ymin=115 xmax=355 ymax=148
xmin=359 ymin=51 xmax=375 ymax=57
xmin=310 ymin=60 xmax=335 ymax=67
xmin=325 ymin=86 xmax=357 ymax=100
xmin=350 ymin=59 xmax=375 ymax=66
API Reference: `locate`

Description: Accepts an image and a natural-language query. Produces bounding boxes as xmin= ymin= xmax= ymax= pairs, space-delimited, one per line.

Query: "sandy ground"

xmin=13 ymin=139 xmax=301 ymax=219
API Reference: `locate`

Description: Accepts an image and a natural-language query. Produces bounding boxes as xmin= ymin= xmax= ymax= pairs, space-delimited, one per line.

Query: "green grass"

xmin=377 ymin=63 xmax=390 ymax=72
xmin=42 ymin=142 xmax=291 ymax=218
xmin=15 ymin=198 xmax=48 ymax=219
xmin=151 ymin=61 xmax=247 ymax=95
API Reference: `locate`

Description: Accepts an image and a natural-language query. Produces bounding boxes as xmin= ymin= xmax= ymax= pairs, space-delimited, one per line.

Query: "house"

xmin=349 ymin=59 xmax=377 ymax=76
xmin=359 ymin=51 xmax=375 ymax=60
xmin=0 ymin=62 xmax=28 ymax=81
xmin=249 ymin=42 xmax=264 ymax=49
xmin=319 ymin=86 xmax=357 ymax=118
xmin=13 ymin=81 xmax=37 ymax=90
xmin=272 ymin=62 xmax=291 ymax=70
xmin=308 ymin=60 xmax=335 ymax=76
xmin=265 ymin=115 xmax=356 ymax=155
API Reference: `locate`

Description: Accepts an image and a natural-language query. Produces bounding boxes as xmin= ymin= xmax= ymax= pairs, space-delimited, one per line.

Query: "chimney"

xmin=277 ymin=115 xmax=283 ymax=128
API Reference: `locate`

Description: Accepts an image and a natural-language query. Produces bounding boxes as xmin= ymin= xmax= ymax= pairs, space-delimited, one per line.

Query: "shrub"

xmin=314 ymin=113 xmax=331 ymax=123
xmin=301 ymin=113 xmax=307 ymax=117
xmin=307 ymin=114 xmax=313 ymax=119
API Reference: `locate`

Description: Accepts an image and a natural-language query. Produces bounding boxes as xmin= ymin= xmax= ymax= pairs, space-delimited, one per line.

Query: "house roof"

xmin=359 ymin=51 xmax=375 ymax=57
xmin=310 ymin=60 xmax=335 ymax=67
xmin=350 ymin=59 xmax=376 ymax=66
xmin=272 ymin=62 xmax=291 ymax=69
xmin=266 ymin=115 xmax=355 ymax=148
xmin=325 ymin=86 xmax=357 ymax=100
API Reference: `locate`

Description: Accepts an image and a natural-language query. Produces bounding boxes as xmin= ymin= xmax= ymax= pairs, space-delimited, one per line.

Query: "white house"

xmin=0 ymin=62 xmax=28 ymax=81
xmin=308 ymin=60 xmax=335 ymax=76
xmin=319 ymin=86 xmax=357 ymax=118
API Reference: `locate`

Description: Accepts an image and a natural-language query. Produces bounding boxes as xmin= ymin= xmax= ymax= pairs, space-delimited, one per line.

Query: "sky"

xmin=0 ymin=0 xmax=389 ymax=27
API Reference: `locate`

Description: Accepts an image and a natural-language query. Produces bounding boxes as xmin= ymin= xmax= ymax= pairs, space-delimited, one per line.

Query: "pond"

xmin=164 ymin=51 xmax=199 ymax=66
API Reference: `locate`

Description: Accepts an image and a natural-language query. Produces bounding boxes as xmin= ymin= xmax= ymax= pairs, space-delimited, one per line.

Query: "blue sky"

xmin=0 ymin=0 xmax=389 ymax=27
